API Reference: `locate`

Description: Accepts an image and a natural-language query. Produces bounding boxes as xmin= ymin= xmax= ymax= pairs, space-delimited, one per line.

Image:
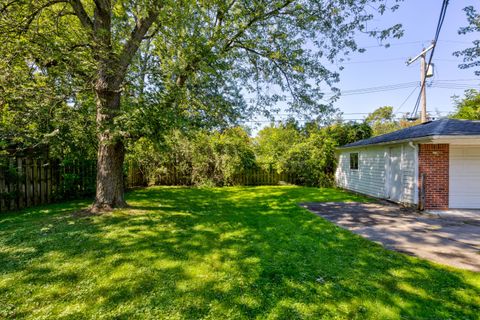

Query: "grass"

xmin=0 ymin=186 xmax=479 ymax=319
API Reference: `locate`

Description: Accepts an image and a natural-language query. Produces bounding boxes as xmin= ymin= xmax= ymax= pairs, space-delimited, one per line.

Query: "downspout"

xmin=409 ymin=141 xmax=421 ymax=209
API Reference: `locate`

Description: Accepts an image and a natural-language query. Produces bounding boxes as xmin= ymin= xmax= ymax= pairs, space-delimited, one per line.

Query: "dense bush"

xmin=127 ymin=121 xmax=371 ymax=187
xmin=450 ymin=89 xmax=480 ymax=120
xmin=255 ymin=121 xmax=371 ymax=187
xmin=127 ymin=127 xmax=257 ymax=186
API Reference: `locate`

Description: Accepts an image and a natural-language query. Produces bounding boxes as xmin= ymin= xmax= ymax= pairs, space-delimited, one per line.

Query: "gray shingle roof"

xmin=341 ymin=119 xmax=480 ymax=148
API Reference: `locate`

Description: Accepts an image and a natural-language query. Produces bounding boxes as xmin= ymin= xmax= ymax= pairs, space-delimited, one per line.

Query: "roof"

xmin=340 ymin=119 xmax=480 ymax=148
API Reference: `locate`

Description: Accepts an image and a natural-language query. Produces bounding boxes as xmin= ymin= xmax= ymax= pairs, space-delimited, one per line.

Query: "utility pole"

xmin=406 ymin=43 xmax=435 ymax=123
xmin=420 ymin=52 xmax=427 ymax=123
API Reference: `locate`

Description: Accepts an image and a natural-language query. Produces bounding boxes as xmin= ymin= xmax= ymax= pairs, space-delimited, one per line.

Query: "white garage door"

xmin=449 ymin=145 xmax=480 ymax=208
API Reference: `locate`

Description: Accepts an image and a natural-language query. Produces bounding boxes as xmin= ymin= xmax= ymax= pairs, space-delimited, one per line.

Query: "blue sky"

xmin=247 ymin=0 xmax=479 ymax=132
xmin=334 ymin=0 xmax=479 ymax=122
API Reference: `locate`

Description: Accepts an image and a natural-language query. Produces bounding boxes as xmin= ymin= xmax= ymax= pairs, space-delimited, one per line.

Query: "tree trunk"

xmin=92 ymin=133 xmax=126 ymax=211
xmin=86 ymin=3 xmax=158 ymax=212
xmin=91 ymin=80 xmax=127 ymax=212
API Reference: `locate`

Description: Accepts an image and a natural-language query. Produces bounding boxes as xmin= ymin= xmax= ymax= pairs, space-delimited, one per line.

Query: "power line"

xmin=270 ymin=110 xmax=452 ymax=116
xmin=434 ymin=78 xmax=480 ymax=82
xmin=245 ymin=80 xmax=479 ymax=103
xmin=238 ymin=113 xmax=453 ymax=124
xmin=340 ymin=82 xmax=419 ymax=96
xmin=360 ymin=39 xmax=472 ymax=49
xmin=411 ymin=0 xmax=449 ymax=118
xmin=395 ymin=85 xmax=419 ymax=113
xmin=362 ymin=41 xmax=427 ymax=49
xmin=341 ymin=57 xmax=408 ymax=64
xmin=341 ymin=57 xmax=460 ymax=65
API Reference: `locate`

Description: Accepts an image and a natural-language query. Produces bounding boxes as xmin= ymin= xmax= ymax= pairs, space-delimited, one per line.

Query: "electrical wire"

xmin=360 ymin=39 xmax=471 ymax=49
xmin=245 ymin=82 xmax=421 ymax=102
xmin=342 ymin=57 xmax=408 ymax=64
xmin=244 ymin=78 xmax=478 ymax=104
xmin=238 ymin=113 xmax=453 ymax=124
xmin=410 ymin=0 xmax=449 ymax=118
xmin=394 ymin=84 xmax=419 ymax=114
xmin=340 ymin=82 xmax=419 ymax=96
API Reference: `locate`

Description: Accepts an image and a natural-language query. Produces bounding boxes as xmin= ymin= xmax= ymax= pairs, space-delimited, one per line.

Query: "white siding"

xmin=335 ymin=143 xmax=417 ymax=205
xmin=401 ymin=144 xmax=416 ymax=204
xmin=335 ymin=146 xmax=387 ymax=198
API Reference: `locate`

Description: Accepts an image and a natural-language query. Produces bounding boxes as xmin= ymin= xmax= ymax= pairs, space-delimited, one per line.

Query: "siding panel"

xmin=335 ymin=147 xmax=387 ymax=198
xmin=401 ymin=144 xmax=416 ymax=204
xmin=336 ymin=143 xmax=417 ymax=205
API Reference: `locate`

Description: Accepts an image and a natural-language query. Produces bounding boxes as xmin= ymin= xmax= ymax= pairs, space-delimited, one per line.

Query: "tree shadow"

xmin=0 ymin=186 xmax=479 ymax=319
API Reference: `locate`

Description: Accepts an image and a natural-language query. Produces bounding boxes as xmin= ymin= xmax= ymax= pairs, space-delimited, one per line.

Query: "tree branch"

xmin=239 ymin=45 xmax=297 ymax=100
xmin=21 ymin=0 xmax=68 ymax=33
xmin=70 ymin=0 xmax=93 ymax=31
xmin=93 ymin=0 xmax=109 ymax=12
xmin=221 ymin=0 xmax=294 ymax=53
xmin=116 ymin=8 xmax=161 ymax=84
xmin=0 ymin=0 xmax=17 ymax=15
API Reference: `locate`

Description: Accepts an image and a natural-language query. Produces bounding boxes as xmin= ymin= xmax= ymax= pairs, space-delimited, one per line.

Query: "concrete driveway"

xmin=301 ymin=202 xmax=480 ymax=272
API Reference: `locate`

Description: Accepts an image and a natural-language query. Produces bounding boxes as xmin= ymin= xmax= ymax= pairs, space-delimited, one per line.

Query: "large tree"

xmin=450 ymin=89 xmax=480 ymax=120
xmin=453 ymin=5 xmax=480 ymax=76
xmin=0 ymin=0 xmax=402 ymax=211
xmin=365 ymin=106 xmax=399 ymax=136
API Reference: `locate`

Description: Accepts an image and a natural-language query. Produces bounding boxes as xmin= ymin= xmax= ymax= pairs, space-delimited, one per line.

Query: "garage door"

xmin=449 ymin=145 xmax=480 ymax=208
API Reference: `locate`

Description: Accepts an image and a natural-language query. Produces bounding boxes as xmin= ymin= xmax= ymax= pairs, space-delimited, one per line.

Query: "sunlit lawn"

xmin=0 ymin=186 xmax=479 ymax=319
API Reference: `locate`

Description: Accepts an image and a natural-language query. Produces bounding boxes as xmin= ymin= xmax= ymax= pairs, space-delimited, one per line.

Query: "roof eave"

xmin=337 ymin=134 xmax=480 ymax=150
xmin=337 ymin=136 xmax=430 ymax=150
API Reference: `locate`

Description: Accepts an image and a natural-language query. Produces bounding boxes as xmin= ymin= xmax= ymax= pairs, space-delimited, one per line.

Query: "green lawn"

xmin=0 ymin=186 xmax=479 ymax=319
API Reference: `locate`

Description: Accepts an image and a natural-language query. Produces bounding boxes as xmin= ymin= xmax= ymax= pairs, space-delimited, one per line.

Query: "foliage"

xmin=450 ymin=89 xmax=480 ymax=120
xmin=254 ymin=121 xmax=302 ymax=173
xmin=57 ymin=159 xmax=97 ymax=200
xmin=201 ymin=127 xmax=257 ymax=186
xmin=0 ymin=9 xmax=96 ymax=159
xmin=283 ymin=133 xmax=337 ymax=187
xmin=323 ymin=121 xmax=373 ymax=146
xmin=363 ymin=106 xmax=421 ymax=137
xmin=127 ymin=121 xmax=371 ymax=188
xmin=255 ymin=121 xmax=372 ymax=186
xmin=127 ymin=127 xmax=257 ymax=186
xmin=1 ymin=186 xmax=479 ymax=319
xmin=0 ymin=0 xmax=404 ymax=206
xmin=0 ymin=1 xmax=404 ymax=152
xmin=365 ymin=106 xmax=400 ymax=136
xmin=453 ymin=6 xmax=480 ymax=76
xmin=0 ymin=159 xmax=21 ymax=202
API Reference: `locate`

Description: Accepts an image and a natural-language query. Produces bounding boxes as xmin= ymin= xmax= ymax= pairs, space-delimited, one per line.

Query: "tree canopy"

xmin=0 ymin=0 xmax=403 ymax=210
xmin=365 ymin=106 xmax=399 ymax=136
xmin=450 ymin=89 xmax=480 ymax=120
xmin=453 ymin=5 xmax=480 ymax=76
xmin=363 ymin=106 xmax=418 ymax=137
xmin=127 ymin=120 xmax=372 ymax=188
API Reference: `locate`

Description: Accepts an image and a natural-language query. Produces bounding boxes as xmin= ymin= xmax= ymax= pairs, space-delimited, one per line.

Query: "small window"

xmin=349 ymin=153 xmax=359 ymax=170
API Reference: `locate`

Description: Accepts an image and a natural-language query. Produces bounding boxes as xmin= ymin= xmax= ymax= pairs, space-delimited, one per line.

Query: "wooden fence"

xmin=150 ymin=165 xmax=298 ymax=186
xmin=0 ymin=158 xmax=97 ymax=212
xmin=0 ymin=157 xmax=148 ymax=213
xmin=233 ymin=169 xmax=296 ymax=186
xmin=0 ymin=157 xmax=297 ymax=213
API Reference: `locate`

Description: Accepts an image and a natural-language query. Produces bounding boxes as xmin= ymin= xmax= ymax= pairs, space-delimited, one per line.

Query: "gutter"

xmin=337 ymin=136 xmax=432 ymax=150
xmin=337 ymin=134 xmax=480 ymax=150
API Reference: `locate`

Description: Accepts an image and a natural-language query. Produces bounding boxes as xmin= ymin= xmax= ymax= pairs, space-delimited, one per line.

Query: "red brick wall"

xmin=418 ymin=144 xmax=449 ymax=210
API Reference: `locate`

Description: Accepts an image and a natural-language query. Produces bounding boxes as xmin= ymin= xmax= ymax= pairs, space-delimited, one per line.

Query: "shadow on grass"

xmin=0 ymin=186 xmax=479 ymax=319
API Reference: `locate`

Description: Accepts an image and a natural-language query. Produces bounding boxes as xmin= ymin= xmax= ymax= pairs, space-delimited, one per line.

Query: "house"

xmin=335 ymin=119 xmax=480 ymax=210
